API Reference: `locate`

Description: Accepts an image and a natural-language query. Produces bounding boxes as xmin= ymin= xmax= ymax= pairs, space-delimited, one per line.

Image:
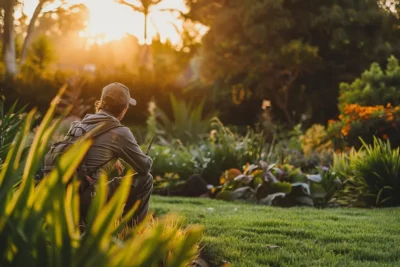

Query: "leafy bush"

xmin=213 ymin=162 xmax=341 ymax=208
xmin=147 ymin=144 xmax=195 ymax=180
xmin=155 ymin=95 xmax=215 ymax=145
xmin=338 ymin=56 xmax=400 ymax=110
xmin=329 ymin=56 xmax=400 ymax=149
xmin=328 ymin=103 xmax=400 ymax=148
xmin=192 ymin=118 xmax=267 ymax=185
xmin=333 ymin=139 xmax=400 ymax=207
xmin=0 ymin=92 xmax=202 ymax=266
xmin=283 ymin=150 xmax=334 ymax=173
xmin=272 ymin=124 xmax=333 ymax=172
xmin=147 ymin=118 xmax=267 ymax=187
xmin=352 ymin=138 xmax=400 ymax=207
xmin=332 ymin=148 xmax=368 ymax=207
xmin=299 ymin=124 xmax=333 ymax=156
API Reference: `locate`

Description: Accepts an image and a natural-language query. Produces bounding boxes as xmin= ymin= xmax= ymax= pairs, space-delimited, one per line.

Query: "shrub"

xmin=273 ymin=124 xmax=333 ymax=172
xmin=333 ymin=139 xmax=400 ymax=207
xmin=192 ymin=118 xmax=267 ymax=185
xmin=328 ymin=103 xmax=400 ymax=148
xmin=352 ymin=138 xmax=400 ymax=207
xmin=147 ymin=144 xmax=195 ymax=180
xmin=332 ymin=149 xmax=368 ymax=207
xmin=0 ymin=91 xmax=202 ymax=266
xmin=329 ymin=56 xmax=400 ymax=149
xmin=299 ymin=124 xmax=333 ymax=156
xmin=338 ymin=55 xmax=400 ymax=110
xmin=283 ymin=150 xmax=334 ymax=173
xmin=214 ymin=162 xmax=341 ymax=208
xmin=155 ymin=95 xmax=215 ymax=145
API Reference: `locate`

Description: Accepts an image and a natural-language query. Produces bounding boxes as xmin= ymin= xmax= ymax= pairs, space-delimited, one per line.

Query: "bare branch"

xmin=115 ymin=0 xmax=143 ymax=12
xmin=158 ymin=8 xmax=190 ymax=20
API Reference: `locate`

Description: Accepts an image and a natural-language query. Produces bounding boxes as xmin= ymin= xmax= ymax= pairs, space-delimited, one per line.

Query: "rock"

xmin=181 ymin=174 xmax=209 ymax=197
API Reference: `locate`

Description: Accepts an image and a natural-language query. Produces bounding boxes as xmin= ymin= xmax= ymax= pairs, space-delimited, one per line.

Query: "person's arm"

xmin=117 ymin=127 xmax=152 ymax=175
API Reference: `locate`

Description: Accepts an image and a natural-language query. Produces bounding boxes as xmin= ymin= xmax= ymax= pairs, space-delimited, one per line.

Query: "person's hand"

xmin=114 ymin=160 xmax=125 ymax=176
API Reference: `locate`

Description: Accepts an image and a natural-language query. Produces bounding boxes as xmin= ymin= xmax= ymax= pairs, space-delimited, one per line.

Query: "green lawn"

xmin=150 ymin=196 xmax=400 ymax=267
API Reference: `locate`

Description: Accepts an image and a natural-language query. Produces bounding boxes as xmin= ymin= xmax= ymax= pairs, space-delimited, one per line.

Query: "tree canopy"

xmin=188 ymin=0 xmax=400 ymax=125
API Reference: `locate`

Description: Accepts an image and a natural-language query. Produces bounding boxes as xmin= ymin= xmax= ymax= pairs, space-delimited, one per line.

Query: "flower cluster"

xmin=342 ymin=104 xmax=398 ymax=123
xmin=328 ymin=103 xmax=400 ymax=148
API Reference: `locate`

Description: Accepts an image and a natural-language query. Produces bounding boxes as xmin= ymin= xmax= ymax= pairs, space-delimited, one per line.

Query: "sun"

xmin=77 ymin=0 xmax=189 ymax=45
xmin=24 ymin=0 xmax=189 ymax=46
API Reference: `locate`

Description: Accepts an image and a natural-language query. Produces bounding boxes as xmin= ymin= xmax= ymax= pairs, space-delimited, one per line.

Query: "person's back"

xmin=51 ymin=82 xmax=153 ymax=227
xmin=69 ymin=111 xmax=152 ymax=179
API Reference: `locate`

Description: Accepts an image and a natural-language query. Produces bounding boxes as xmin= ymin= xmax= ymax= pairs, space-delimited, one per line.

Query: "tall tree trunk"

xmin=3 ymin=0 xmax=17 ymax=78
xmin=20 ymin=1 xmax=45 ymax=66
xmin=144 ymin=11 xmax=148 ymax=43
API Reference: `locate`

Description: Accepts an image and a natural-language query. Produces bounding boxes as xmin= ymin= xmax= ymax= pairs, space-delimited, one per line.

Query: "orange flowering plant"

xmin=330 ymin=56 xmax=400 ymax=149
xmin=327 ymin=103 xmax=400 ymax=149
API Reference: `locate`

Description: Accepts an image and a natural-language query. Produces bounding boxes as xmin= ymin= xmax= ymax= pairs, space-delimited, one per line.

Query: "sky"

xmin=23 ymin=0 xmax=191 ymax=45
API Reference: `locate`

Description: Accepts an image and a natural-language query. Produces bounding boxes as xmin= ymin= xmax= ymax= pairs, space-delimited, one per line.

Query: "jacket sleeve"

xmin=118 ymin=127 xmax=153 ymax=175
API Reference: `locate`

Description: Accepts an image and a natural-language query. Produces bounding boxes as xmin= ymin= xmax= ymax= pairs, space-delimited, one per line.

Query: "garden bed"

xmin=151 ymin=196 xmax=400 ymax=267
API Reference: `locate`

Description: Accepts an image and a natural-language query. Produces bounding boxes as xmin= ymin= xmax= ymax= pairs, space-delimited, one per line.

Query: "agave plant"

xmin=155 ymin=94 xmax=214 ymax=145
xmin=0 ymin=90 xmax=202 ymax=266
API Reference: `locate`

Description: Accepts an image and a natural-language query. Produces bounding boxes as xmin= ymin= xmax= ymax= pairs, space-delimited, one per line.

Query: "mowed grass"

xmin=150 ymin=196 xmax=400 ymax=267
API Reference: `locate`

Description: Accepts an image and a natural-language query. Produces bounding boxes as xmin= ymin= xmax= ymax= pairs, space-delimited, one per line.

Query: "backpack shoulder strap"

xmin=91 ymin=121 xmax=124 ymax=139
xmin=79 ymin=121 xmax=124 ymax=177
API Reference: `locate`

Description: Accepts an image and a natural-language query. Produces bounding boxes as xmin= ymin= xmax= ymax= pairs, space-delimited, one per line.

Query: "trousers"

xmin=80 ymin=173 xmax=153 ymax=228
xmin=108 ymin=173 xmax=153 ymax=227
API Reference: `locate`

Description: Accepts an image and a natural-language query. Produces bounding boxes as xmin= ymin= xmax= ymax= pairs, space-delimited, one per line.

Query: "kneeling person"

xmin=45 ymin=82 xmax=153 ymax=226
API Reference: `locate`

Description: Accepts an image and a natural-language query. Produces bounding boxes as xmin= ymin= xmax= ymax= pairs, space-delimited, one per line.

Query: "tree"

xmin=26 ymin=35 xmax=54 ymax=71
xmin=187 ymin=0 xmax=400 ymax=125
xmin=20 ymin=0 xmax=62 ymax=66
xmin=116 ymin=0 xmax=163 ymax=43
xmin=1 ymin=0 xmax=64 ymax=77
xmin=2 ymin=0 xmax=17 ymax=78
xmin=338 ymin=55 xmax=400 ymax=110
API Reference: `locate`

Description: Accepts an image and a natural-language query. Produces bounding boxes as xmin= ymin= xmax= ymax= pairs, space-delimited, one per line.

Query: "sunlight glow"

xmin=23 ymin=0 xmax=190 ymax=46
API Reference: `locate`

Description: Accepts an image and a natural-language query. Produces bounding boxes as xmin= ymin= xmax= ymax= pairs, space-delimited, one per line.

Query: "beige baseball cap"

xmin=101 ymin=82 xmax=137 ymax=106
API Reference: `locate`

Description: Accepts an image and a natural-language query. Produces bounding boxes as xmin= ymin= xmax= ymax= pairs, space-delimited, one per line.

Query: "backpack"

xmin=43 ymin=120 xmax=123 ymax=219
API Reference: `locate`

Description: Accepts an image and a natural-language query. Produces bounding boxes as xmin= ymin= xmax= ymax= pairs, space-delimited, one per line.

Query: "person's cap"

xmin=101 ymin=82 xmax=137 ymax=106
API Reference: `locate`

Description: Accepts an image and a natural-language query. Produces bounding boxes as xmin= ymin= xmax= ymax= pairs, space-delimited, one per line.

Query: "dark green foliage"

xmin=328 ymin=56 xmax=400 ymax=149
xmin=333 ymin=139 xmax=400 ymax=207
xmin=271 ymin=124 xmax=334 ymax=171
xmin=147 ymin=144 xmax=195 ymax=180
xmin=311 ymin=167 xmax=342 ymax=207
xmin=154 ymin=95 xmax=214 ymax=145
xmin=353 ymin=138 xmax=400 ymax=207
xmin=332 ymin=148 xmax=368 ymax=207
xmin=192 ymin=118 xmax=266 ymax=185
xmin=284 ymin=150 xmax=334 ymax=172
xmin=189 ymin=0 xmax=400 ymax=125
xmin=215 ymin=161 xmax=341 ymax=208
xmin=339 ymin=56 xmax=400 ymax=110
